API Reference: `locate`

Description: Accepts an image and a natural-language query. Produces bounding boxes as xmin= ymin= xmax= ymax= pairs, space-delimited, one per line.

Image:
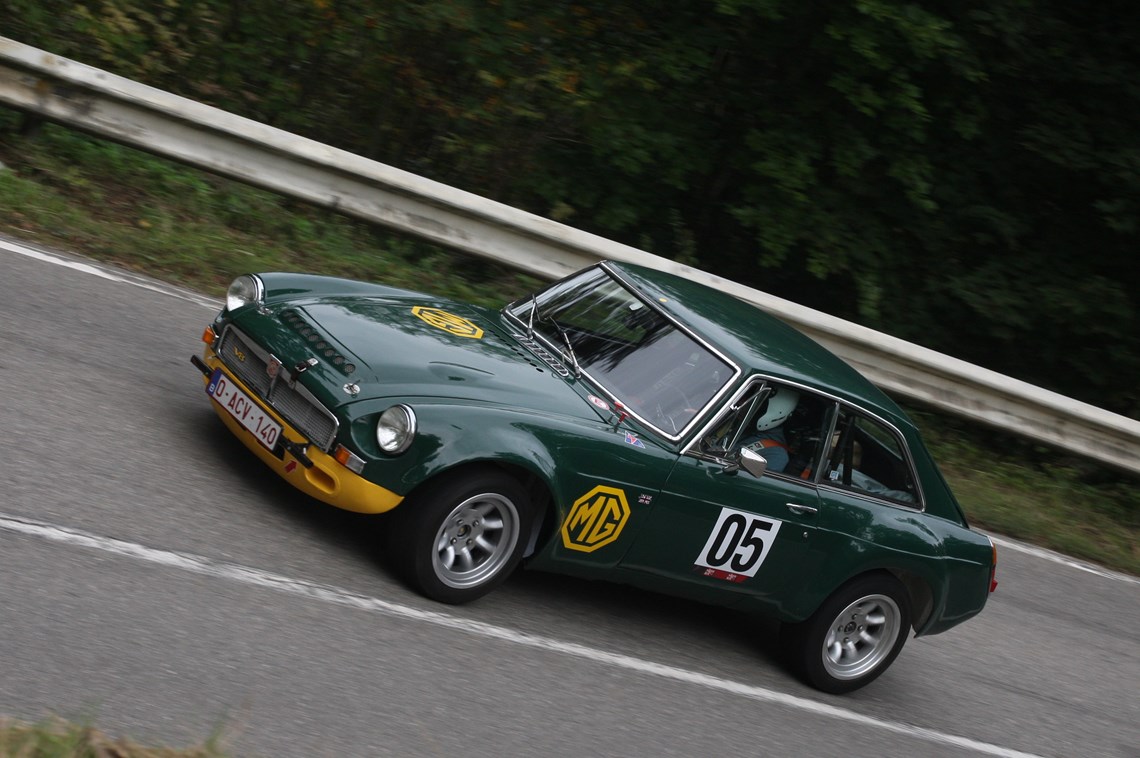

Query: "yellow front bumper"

xmin=200 ymin=350 xmax=403 ymax=514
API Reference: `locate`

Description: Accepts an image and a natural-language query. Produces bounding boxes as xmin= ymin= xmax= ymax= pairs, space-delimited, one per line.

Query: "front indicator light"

xmin=201 ymin=325 xmax=217 ymax=345
xmin=334 ymin=444 xmax=366 ymax=474
xmin=376 ymin=404 xmax=416 ymax=454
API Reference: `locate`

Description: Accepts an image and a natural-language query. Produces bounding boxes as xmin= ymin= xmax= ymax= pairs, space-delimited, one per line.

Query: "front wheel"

xmin=389 ymin=469 xmax=531 ymax=604
xmin=781 ymin=573 xmax=911 ymax=694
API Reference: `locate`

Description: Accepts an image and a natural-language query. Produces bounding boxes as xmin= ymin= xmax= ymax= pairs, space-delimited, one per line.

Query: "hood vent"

xmin=279 ymin=308 xmax=356 ymax=375
xmin=516 ymin=334 xmax=570 ymax=378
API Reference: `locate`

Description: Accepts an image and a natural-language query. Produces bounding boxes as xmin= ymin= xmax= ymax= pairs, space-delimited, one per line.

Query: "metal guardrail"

xmin=2 ymin=37 xmax=1138 ymax=475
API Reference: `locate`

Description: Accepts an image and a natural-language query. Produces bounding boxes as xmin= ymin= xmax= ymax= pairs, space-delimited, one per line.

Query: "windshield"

xmin=508 ymin=267 xmax=734 ymax=438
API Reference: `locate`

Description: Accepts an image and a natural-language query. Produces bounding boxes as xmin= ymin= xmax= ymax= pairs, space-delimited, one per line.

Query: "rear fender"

xmin=775 ymin=543 xmax=946 ymax=627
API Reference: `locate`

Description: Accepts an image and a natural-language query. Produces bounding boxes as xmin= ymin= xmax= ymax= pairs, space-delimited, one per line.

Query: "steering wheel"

xmin=653 ymin=385 xmax=695 ymax=433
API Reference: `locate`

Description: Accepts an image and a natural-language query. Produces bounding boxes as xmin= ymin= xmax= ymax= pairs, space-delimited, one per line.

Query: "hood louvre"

xmin=279 ymin=307 xmax=357 ymax=375
xmin=515 ymin=335 xmax=570 ymax=378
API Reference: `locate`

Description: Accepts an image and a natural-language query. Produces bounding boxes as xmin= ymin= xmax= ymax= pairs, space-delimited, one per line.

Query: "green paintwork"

xmin=207 ymin=263 xmax=993 ymax=635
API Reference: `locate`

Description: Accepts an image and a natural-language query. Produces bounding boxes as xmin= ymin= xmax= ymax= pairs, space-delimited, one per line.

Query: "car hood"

xmin=259 ymin=295 xmax=595 ymax=418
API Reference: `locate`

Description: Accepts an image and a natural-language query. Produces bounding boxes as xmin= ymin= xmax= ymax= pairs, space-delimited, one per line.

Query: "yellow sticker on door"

xmin=561 ymin=485 xmax=631 ymax=552
xmin=412 ymin=306 xmax=484 ymax=339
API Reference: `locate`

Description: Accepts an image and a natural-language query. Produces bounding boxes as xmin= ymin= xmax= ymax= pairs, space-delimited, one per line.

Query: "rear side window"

xmin=823 ymin=408 xmax=920 ymax=506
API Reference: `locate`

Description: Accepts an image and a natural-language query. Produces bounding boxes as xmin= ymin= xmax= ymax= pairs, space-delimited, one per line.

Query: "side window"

xmin=824 ymin=408 xmax=919 ymax=506
xmin=699 ymin=379 xmax=835 ymax=480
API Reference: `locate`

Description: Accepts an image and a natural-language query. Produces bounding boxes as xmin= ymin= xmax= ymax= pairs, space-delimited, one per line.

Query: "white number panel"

xmin=693 ymin=507 xmax=782 ymax=582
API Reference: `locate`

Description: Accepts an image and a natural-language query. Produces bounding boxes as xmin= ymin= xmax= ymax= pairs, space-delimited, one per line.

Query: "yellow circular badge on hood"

xmin=411 ymin=306 xmax=484 ymax=339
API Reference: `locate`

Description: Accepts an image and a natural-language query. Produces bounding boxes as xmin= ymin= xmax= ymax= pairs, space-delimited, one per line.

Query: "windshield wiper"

xmin=526 ymin=294 xmax=538 ymax=339
xmin=546 ymin=316 xmax=581 ymax=378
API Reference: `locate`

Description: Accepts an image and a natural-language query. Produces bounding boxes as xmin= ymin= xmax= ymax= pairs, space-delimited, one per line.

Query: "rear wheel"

xmin=390 ymin=470 xmax=531 ymax=604
xmin=782 ymin=573 xmax=911 ymax=694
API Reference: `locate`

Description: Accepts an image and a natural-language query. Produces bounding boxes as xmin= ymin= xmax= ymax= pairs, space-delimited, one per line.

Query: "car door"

xmin=618 ymin=377 xmax=836 ymax=608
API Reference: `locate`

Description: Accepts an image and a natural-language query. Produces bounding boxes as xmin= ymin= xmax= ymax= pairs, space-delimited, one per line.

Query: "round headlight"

xmin=226 ymin=275 xmax=264 ymax=312
xmin=376 ymin=404 xmax=417 ymax=454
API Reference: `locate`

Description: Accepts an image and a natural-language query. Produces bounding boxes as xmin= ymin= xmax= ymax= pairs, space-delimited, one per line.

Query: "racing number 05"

xmin=694 ymin=507 xmax=782 ymax=578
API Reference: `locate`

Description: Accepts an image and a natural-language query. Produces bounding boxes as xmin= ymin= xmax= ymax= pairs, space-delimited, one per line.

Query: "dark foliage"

xmin=5 ymin=0 xmax=1137 ymax=416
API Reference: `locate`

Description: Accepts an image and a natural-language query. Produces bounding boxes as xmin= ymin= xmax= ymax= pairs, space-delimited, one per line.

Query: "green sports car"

xmin=191 ymin=260 xmax=997 ymax=693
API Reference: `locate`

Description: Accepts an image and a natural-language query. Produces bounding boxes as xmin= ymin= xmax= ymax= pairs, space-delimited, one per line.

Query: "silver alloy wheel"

xmin=431 ymin=492 xmax=521 ymax=589
xmin=820 ymin=593 xmax=902 ymax=681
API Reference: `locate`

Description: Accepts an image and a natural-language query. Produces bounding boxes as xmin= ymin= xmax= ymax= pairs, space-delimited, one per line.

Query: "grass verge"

xmin=914 ymin=411 xmax=1138 ymax=573
xmin=0 ymin=111 xmax=1135 ymax=576
xmin=0 ymin=716 xmax=226 ymax=757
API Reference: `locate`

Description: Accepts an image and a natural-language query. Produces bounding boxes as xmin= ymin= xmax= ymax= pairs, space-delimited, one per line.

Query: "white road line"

xmin=0 ymin=514 xmax=1044 ymax=758
xmin=0 ymin=235 xmax=219 ymax=310
xmin=985 ymin=532 xmax=1139 ymax=585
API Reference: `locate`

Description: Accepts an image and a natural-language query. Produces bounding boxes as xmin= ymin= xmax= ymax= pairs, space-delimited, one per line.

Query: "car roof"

xmin=606 ymin=261 xmax=911 ymax=427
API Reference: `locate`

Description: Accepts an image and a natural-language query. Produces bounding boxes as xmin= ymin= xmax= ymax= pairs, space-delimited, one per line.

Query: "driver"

xmin=739 ymin=388 xmax=800 ymax=473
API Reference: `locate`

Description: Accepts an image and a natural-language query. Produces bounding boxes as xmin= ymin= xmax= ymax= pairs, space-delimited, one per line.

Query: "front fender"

xmin=347 ymin=400 xmax=677 ymax=568
xmin=402 ymin=402 xmax=563 ymax=488
xmin=338 ymin=400 xmax=560 ymax=499
xmin=257 ymin=272 xmax=424 ymax=303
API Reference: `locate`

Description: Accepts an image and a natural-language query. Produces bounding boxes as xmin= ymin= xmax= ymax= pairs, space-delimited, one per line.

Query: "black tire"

xmin=389 ymin=469 xmax=531 ymax=604
xmin=781 ymin=573 xmax=911 ymax=694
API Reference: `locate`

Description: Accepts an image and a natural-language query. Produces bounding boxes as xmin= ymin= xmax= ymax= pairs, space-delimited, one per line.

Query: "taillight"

xmin=988 ymin=538 xmax=998 ymax=593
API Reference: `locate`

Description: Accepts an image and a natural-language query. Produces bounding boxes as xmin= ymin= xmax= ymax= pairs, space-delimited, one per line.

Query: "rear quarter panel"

xmin=763 ymin=485 xmax=991 ymax=632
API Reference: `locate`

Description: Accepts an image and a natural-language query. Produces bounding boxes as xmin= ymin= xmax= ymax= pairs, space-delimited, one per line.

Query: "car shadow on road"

xmin=506 ymin=569 xmax=787 ymax=671
xmin=188 ymin=408 xmax=394 ymax=556
xmin=192 ymin=408 xmax=796 ymax=689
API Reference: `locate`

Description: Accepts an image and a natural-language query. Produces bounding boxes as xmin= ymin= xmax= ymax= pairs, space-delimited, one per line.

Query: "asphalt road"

xmin=1 ymin=236 xmax=1137 ymax=758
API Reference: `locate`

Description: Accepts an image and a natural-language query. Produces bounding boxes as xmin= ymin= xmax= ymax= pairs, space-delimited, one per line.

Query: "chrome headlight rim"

xmin=225 ymin=274 xmax=265 ymax=312
xmin=376 ymin=404 xmax=417 ymax=455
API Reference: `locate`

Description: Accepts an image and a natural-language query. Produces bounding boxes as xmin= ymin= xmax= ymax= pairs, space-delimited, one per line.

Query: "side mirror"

xmin=739 ymin=446 xmax=769 ymax=478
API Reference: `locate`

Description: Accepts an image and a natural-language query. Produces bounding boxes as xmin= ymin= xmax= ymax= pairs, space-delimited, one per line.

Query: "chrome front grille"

xmin=219 ymin=329 xmax=272 ymax=395
xmin=217 ymin=326 xmax=339 ymax=451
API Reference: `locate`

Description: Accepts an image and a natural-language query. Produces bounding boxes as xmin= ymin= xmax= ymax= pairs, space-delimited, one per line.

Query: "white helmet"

xmin=755 ymin=388 xmax=799 ymax=431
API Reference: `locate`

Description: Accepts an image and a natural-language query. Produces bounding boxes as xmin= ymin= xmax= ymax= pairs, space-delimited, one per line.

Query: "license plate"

xmin=207 ymin=369 xmax=282 ymax=450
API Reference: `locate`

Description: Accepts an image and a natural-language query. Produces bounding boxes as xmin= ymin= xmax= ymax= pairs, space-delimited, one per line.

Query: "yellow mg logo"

xmin=561 ymin=485 xmax=630 ymax=552
xmin=411 ymin=306 xmax=484 ymax=339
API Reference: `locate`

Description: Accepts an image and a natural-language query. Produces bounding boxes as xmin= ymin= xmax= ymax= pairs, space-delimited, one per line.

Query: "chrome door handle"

xmin=786 ymin=503 xmax=818 ymax=515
